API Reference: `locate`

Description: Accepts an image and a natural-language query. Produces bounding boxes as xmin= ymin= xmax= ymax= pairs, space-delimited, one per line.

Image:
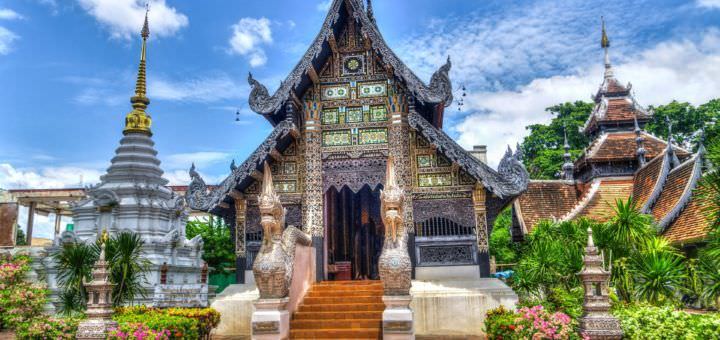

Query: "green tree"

xmin=489 ymin=208 xmax=520 ymax=264
xmin=647 ymin=99 xmax=720 ymax=149
xmin=520 ymin=101 xmax=593 ymax=179
xmin=186 ymin=217 xmax=234 ymax=273
xmin=15 ymin=227 xmax=26 ymax=246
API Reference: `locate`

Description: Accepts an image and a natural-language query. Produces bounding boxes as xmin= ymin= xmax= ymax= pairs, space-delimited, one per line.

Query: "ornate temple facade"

xmin=58 ymin=14 xmax=207 ymax=307
xmin=513 ymin=24 xmax=712 ymax=248
xmin=188 ymin=0 xmax=529 ymax=283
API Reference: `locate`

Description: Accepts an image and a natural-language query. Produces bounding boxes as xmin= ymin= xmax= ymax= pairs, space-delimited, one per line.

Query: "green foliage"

xmin=186 ymin=217 xmax=234 ymax=273
xmin=613 ymin=304 xmax=720 ymax=339
xmin=15 ymin=228 xmax=27 ymax=246
xmin=113 ymin=313 xmax=198 ymax=339
xmin=0 ymin=255 xmax=48 ymax=331
xmin=510 ymin=219 xmax=592 ymax=297
xmin=489 ymin=208 xmax=520 ymax=264
xmin=630 ymin=250 xmax=687 ymax=304
xmin=484 ymin=306 xmax=517 ymax=340
xmin=520 ymin=101 xmax=593 ymax=179
xmin=52 ymin=242 xmax=96 ymax=314
xmin=53 ymin=231 xmax=151 ymax=314
xmin=595 ymin=198 xmax=654 ymax=259
xmin=116 ymin=306 xmax=220 ymax=339
xmin=105 ymin=232 xmax=151 ymax=306
xmin=646 ymin=99 xmax=720 ymax=149
xmin=15 ymin=317 xmax=80 ymax=340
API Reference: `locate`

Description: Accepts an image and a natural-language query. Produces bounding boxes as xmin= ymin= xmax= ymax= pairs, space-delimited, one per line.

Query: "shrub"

xmin=114 ymin=312 xmax=199 ymax=339
xmin=15 ymin=317 xmax=80 ymax=340
xmin=485 ymin=305 xmax=582 ymax=339
xmin=485 ymin=306 xmax=517 ymax=340
xmin=109 ymin=323 xmax=171 ymax=340
xmin=0 ymin=255 xmax=48 ymax=330
xmin=613 ymin=304 xmax=720 ymax=339
xmin=116 ymin=306 xmax=220 ymax=339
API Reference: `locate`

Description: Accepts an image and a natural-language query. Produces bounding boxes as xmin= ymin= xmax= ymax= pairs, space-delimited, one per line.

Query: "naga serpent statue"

xmin=378 ymin=156 xmax=412 ymax=296
xmin=252 ymin=162 xmax=311 ymax=299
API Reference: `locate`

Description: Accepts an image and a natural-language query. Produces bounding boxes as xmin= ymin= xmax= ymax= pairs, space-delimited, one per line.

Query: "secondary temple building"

xmin=512 ymin=23 xmax=713 ymax=250
xmin=188 ymin=0 xmax=529 ymax=284
xmin=56 ymin=13 xmax=208 ymax=307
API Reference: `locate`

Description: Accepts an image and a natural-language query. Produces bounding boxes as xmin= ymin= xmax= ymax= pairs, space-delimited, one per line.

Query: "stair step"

xmin=290 ymin=319 xmax=381 ymax=329
xmin=292 ymin=311 xmax=381 ymax=320
xmin=307 ymin=289 xmax=383 ymax=297
xmin=318 ymin=280 xmax=382 ymax=285
xmin=302 ymin=296 xmax=382 ymax=304
xmin=289 ymin=328 xmax=380 ymax=339
xmin=297 ymin=303 xmax=385 ymax=312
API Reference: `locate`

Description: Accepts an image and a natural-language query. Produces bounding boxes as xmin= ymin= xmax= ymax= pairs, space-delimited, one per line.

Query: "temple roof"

xmin=578 ymin=131 xmax=684 ymax=164
xmin=632 ymin=151 xmax=668 ymax=211
xmin=408 ymin=112 xmax=529 ymax=199
xmin=513 ymin=181 xmax=582 ymax=234
xmin=652 ymin=152 xmax=704 ymax=231
xmin=562 ymin=177 xmax=635 ymax=222
xmin=247 ymin=0 xmax=453 ymax=126
xmin=663 ymin=185 xmax=714 ymax=244
xmin=186 ymin=117 xmax=298 ymax=214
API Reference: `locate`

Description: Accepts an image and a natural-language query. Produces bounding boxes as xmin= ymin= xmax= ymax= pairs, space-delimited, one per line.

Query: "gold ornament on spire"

xmin=601 ymin=16 xmax=610 ymax=49
xmin=124 ymin=7 xmax=153 ymax=136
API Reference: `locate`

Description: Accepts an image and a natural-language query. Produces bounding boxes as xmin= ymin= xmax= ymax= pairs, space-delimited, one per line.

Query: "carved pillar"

xmin=389 ymin=91 xmax=415 ymax=279
xmin=303 ymin=98 xmax=325 ymax=281
xmin=472 ymin=184 xmax=490 ymax=277
xmin=234 ymin=198 xmax=247 ymax=284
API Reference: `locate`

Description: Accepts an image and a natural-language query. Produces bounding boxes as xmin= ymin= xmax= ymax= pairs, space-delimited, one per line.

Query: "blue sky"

xmin=2 ymin=0 xmax=720 ymax=237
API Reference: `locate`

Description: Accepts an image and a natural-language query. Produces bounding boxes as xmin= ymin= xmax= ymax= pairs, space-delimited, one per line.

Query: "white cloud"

xmin=0 ymin=8 xmax=23 ymax=20
xmin=0 ymin=26 xmax=18 ymax=55
xmin=77 ymin=0 xmax=188 ymax=39
xmin=228 ymin=17 xmax=273 ymax=67
xmin=0 ymin=163 xmax=103 ymax=189
xmin=150 ymin=74 xmax=248 ymax=102
xmin=454 ymin=30 xmax=720 ymax=166
xmin=316 ymin=0 xmax=332 ymax=12
xmin=698 ymin=0 xmax=720 ymax=9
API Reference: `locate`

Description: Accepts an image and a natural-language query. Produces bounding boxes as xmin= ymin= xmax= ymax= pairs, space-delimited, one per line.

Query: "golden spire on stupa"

xmin=124 ymin=6 xmax=152 ymax=136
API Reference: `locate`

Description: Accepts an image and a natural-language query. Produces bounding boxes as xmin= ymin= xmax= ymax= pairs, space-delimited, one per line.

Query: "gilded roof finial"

xmin=124 ymin=4 xmax=153 ymax=136
xmin=601 ymin=16 xmax=613 ymax=79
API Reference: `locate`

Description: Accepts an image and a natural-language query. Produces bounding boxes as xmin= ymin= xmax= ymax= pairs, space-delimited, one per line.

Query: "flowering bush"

xmin=613 ymin=304 xmax=720 ymax=339
xmin=116 ymin=306 xmax=220 ymax=339
xmin=0 ymin=255 xmax=48 ymax=330
xmin=114 ymin=313 xmax=198 ymax=340
xmin=109 ymin=323 xmax=171 ymax=340
xmin=485 ymin=305 xmax=583 ymax=339
xmin=14 ymin=317 xmax=80 ymax=339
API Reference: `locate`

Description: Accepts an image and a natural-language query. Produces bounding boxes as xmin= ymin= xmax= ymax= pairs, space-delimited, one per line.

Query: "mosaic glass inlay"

xmin=274 ymin=181 xmax=297 ymax=193
xmin=322 ymin=108 xmax=339 ymax=125
xmin=370 ymin=105 xmax=388 ymax=122
xmin=321 ymin=84 xmax=350 ymax=101
xmin=322 ymin=130 xmax=352 ymax=146
xmin=359 ymin=82 xmax=387 ymax=98
xmin=418 ymin=173 xmax=453 ymax=187
xmin=358 ymin=128 xmax=388 ymax=145
xmin=346 ymin=107 xmax=363 ymax=123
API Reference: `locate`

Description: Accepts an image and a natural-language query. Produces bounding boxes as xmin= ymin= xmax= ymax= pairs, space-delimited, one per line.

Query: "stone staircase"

xmin=290 ymin=280 xmax=384 ymax=339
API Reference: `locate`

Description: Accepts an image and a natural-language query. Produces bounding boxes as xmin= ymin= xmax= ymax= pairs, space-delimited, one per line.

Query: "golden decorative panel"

xmin=358 ymin=82 xmax=387 ymax=98
xmin=359 ymin=128 xmax=388 ymax=145
xmin=322 ymin=130 xmax=352 ymax=146
xmin=418 ymin=173 xmax=453 ymax=187
xmin=321 ymin=84 xmax=350 ymax=101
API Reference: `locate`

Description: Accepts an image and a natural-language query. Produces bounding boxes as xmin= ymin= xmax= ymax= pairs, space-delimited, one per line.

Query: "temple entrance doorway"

xmin=324 ymin=185 xmax=384 ymax=281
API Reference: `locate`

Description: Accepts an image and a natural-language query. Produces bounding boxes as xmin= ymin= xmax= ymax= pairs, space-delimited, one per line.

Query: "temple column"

xmin=389 ymin=93 xmax=415 ymax=278
xmin=473 ymin=184 xmax=490 ymax=277
xmin=234 ymin=198 xmax=247 ymax=284
xmin=54 ymin=209 xmax=62 ymax=237
xmin=26 ymin=201 xmax=36 ymax=246
xmin=302 ymin=99 xmax=325 ymax=281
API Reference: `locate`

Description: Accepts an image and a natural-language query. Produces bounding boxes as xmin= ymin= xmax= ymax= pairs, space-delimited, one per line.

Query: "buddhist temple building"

xmin=512 ymin=22 xmax=712 ymax=249
xmin=187 ymin=0 xmax=529 ymax=284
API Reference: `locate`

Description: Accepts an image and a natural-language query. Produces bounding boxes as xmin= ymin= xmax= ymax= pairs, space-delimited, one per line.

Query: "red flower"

xmin=508 ymin=325 xmax=516 ymax=331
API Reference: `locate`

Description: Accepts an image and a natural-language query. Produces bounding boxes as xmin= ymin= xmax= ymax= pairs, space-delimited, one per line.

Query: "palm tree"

xmin=52 ymin=242 xmax=97 ymax=314
xmin=631 ymin=251 xmax=687 ymax=304
xmin=105 ymin=232 xmax=151 ymax=306
xmin=600 ymin=198 xmax=654 ymax=259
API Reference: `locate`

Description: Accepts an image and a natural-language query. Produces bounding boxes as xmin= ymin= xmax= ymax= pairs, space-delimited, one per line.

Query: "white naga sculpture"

xmin=252 ymin=162 xmax=311 ymax=299
xmin=378 ymin=157 xmax=412 ymax=296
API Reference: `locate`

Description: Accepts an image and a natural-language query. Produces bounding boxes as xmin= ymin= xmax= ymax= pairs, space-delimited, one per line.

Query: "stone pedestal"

xmin=382 ymin=295 xmax=415 ymax=340
xmin=77 ymin=319 xmax=119 ymax=340
xmin=251 ymin=298 xmax=290 ymax=340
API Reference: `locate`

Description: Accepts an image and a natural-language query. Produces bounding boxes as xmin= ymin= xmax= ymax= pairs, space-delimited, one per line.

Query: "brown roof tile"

xmin=651 ymin=160 xmax=695 ymax=222
xmin=585 ymin=132 xmax=682 ymax=162
xmin=515 ymin=181 xmax=581 ymax=233
xmin=663 ymin=186 xmax=715 ymax=244
xmin=633 ymin=153 xmax=665 ymax=208
xmin=574 ymin=178 xmax=635 ymax=222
